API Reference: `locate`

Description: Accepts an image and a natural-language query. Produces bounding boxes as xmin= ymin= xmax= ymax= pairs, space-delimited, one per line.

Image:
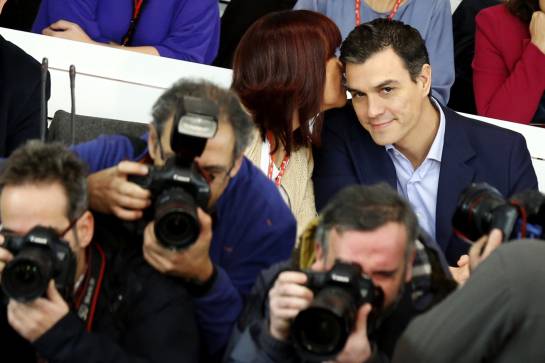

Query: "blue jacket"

xmin=32 ymin=0 xmax=220 ymax=64
xmin=313 ymin=103 xmax=538 ymax=265
xmin=72 ymin=134 xmax=297 ymax=356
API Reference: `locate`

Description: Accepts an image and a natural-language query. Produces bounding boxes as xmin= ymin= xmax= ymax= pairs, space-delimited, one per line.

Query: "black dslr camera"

xmin=291 ymin=261 xmax=384 ymax=362
xmin=452 ymin=183 xmax=545 ymax=241
xmin=1 ymin=226 xmax=76 ymax=302
xmin=130 ymin=96 xmax=217 ymax=249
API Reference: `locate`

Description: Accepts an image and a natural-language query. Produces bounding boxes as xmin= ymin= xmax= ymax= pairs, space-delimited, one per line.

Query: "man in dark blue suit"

xmin=313 ymin=19 xmax=538 ymax=266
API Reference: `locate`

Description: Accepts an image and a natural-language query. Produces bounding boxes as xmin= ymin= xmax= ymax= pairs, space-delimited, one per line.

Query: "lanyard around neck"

xmin=266 ymin=132 xmax=290 ymax=187
xmin=355 ymin=0 xmax=403 ymax=26
xmin=121 ymin=0 xmax=146 ymax=46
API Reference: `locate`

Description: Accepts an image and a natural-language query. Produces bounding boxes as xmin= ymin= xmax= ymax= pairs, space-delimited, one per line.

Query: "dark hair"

xmin=152 ymin=79 xmax=254 ymax=158
xmin=341 ymin=18 xmax=430 ymax=83
xmin=319 ymin=184 xmax=418 ymax=256
xmin=0 ymin=141 xmax=88 ymax=221
xmin=232 ymin=10 xmax=342 ymax=155
xmin=506 ymin=0 xmax=540 ymax=24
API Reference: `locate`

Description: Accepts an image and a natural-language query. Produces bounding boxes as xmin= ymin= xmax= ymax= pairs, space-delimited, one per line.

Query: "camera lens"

xmin=2 ymin=246 xmax=53 ymax=302
xmin=292 ymin=287 xmax=355 ymax=360
xmin=154 ymin=187 xmax=199 ymax=249
xmin=453 ymin=183 xmax=510 ymax=241
xmin=293 ymin=307 xmax=344 ymax=354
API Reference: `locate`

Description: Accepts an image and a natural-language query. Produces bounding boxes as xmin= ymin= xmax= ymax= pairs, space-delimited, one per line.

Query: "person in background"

xmin=393 ymin=230 xmax=545 ymax=362
xmin=232 ymin=10 xmax=346 ymax=236
xmin=293 ymin=0 xmax=454 ymax=106
xmin=448 ymin=0 xmax=500 ymax=114
xmin=0 ymin=0 xmax=49 ymax=157
xmin=213 ymin=0 xmax=296 ymax=68
xmin=32 ymin=0 xmax=220 ymax=64
xmin=473 ymin=0 xmax=545 ymax=124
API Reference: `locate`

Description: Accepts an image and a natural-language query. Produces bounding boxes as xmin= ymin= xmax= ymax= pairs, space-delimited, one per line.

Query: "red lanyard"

xmin=266 ymin=133 xmax=290 ymax=187
xmin=355 ymin=0 xmax=403 ymax=26
xmin=132 ymin=0 xmax=145 ymax=19
xmin=121 ymin=0 xmax=146 ymax=46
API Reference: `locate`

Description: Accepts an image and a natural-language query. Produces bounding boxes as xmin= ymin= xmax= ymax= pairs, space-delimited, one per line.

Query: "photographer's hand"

xmin=449 ymin=255 xmax=470 ymax=286
xmin=87 ymin=161 xmax=151 ymax=221
xmin=333 ymin=304 xmax=373 ymax=363
xmin=7 ymin=281 xmax=69 ymax=342
xmin=469 ymin=228 xmax=503 ymax=272
xmin=0 ymin=235 xmax=14 ymax=277
xmin=530 ymin=10 xmax=545 ymax=54
xmin=268 ymin=271 xmax=313 ymax=341
xmin=143 ymin=208 xmax=214 ymax=283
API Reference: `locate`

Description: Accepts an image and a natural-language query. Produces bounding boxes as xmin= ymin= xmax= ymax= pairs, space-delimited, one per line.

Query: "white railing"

xmin=0 ymin=27 xmax=232 ymax=123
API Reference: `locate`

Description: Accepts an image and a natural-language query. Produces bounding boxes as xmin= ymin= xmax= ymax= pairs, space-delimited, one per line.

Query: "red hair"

xmin=232 ymin=10 xmax=342 ymax=154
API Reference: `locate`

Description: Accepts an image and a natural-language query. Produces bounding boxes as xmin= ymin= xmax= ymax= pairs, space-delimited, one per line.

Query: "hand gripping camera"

xmin=291 ymin=261 xmax=384 ymax=362
xmin=1 ymin=226 xmax=76 ymax=302
xmin=452 ymin=183 xmax=545 ymax=241
xmin=130 ymin=96 xmax=217 ymax=249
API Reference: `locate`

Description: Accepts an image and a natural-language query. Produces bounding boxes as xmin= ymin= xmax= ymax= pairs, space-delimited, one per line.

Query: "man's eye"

xmin=350 ymin=91 xmax=365 ymax=98
xmin=382 ymin=87 xmax=394 ymax=95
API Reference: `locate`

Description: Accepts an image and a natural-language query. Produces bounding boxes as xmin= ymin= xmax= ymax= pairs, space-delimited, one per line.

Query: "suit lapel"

xmin=435 ymin=107 xmax=476 ymax=250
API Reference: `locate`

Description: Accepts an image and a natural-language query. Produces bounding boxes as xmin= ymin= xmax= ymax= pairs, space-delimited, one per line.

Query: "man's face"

xmin=149 ymin=116 xmax=240 ymax=209
xmin=315 ymin=222 xmax=412 ymax=309
xmin=344 ymin=47 xmax=430 ymax=148
xmin=0 ymin=183 xmax=85 ymax=269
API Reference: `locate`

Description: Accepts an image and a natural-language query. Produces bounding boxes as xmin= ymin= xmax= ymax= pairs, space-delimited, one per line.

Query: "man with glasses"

xmin=71 ymin=79 xmax=297 ymax=359
xmin=0 ymin=141 xmax=200 ymax=362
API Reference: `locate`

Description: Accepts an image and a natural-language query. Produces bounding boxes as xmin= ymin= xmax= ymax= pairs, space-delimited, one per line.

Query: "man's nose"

xmin=367 ymin=95 xmax=385 ymax=119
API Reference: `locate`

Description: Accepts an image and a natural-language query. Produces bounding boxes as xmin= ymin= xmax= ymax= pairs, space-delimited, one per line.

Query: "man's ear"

xmin=147 ymin=124 xmax=160 ymax=161
xmin=75 ymin=210 xmax=94 ymax=249
xmin=417 ymin=64 xmax=432 ymax=98
xmin=311 ymin=241 xmax=326 ymax=271
xmin=229 ymin=154 xmax=244 ymax=178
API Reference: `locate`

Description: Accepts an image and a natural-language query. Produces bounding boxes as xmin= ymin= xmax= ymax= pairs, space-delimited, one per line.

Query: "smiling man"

xmin=313 ymin=19 xmax=538 ymax=265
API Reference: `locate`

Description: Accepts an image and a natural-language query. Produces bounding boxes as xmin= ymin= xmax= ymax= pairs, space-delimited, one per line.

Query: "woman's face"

xmin=321 ymin=57 xmax=347 ymax=112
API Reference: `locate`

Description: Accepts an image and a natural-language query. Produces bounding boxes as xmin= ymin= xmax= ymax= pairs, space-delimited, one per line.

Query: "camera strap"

xmin=74 ymin=243 xmax=107 ymax=332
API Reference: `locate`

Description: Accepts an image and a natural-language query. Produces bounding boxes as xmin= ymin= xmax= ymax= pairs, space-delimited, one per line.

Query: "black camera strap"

xmin=74 ymin=243 xmax=107 ymax=332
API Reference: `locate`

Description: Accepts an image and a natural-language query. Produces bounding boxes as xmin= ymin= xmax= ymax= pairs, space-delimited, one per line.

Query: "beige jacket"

xmin=245 ymin=133 xmax=317 ymax=238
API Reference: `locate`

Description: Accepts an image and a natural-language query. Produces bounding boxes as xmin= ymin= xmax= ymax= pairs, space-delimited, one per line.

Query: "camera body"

xmin=130 ymin=158 xmax=210 ymax=249
xmin=130 ymin=95 xmax=218 ymax=249
xmin=291 ymin=261 xmax=384 ymax=361
xmin=2 ymin=226 xmax=76 ymax=302
xmin=453 ymin=183 xmax=545 ymax=241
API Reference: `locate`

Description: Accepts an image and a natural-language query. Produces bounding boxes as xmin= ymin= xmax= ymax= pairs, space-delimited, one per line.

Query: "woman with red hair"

xmin=232 ymin=10 xmax=346 ymax=234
